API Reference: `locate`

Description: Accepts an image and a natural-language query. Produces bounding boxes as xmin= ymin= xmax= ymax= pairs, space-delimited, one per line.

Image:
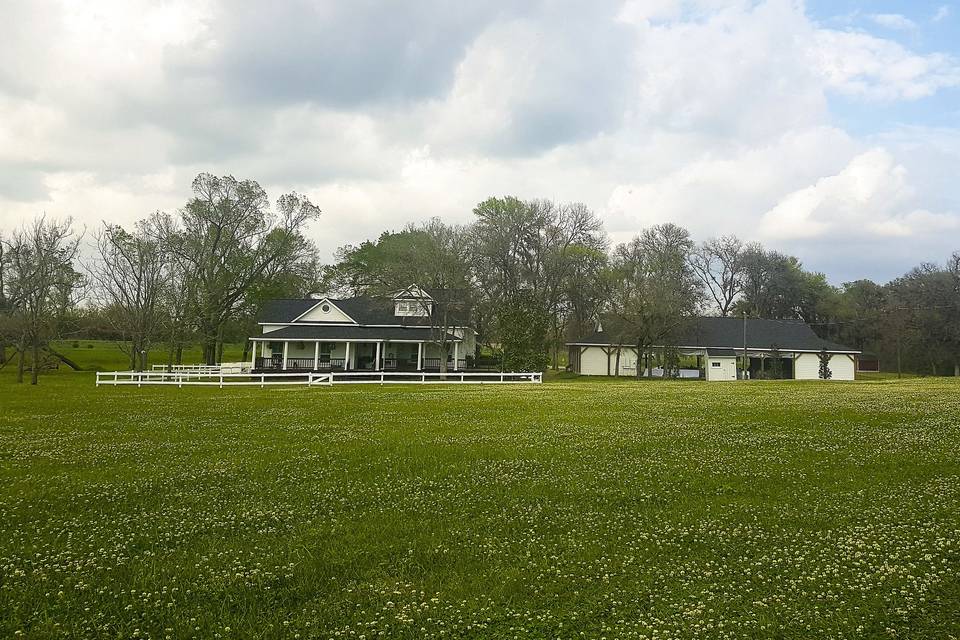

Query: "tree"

xmin=2 ymin=216 xmax=83 ymax=384
xmin=818 ymin=348 xmax=832 ymax=380
xmin=166 ymin=174 xmax=322 ymax=364
xmin=768 ymin=344 xmax=783 ymax=379
xmin=324 ymin=219 xmax=474 ymax=373
xmin=498 ymin=289 xmax=550 ymax=372
xmin=471 ymin=197 xmax=606 ymax=370
xmin=605 ymin=224 xmax=701 ymax=378
xmin=689 ymin=235 xmax=744 ymax=316
xmin=88 ymin=222 xmax=165 ymax=370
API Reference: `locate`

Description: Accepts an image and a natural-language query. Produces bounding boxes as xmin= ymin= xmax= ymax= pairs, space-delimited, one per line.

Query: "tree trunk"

xmin=30 ymin=338 xmax=39 ymax=385
xmin=614 ymin=346 xmax=621 ymax=377
xmin=203 ymin=336 xmax=217 ymax=366
xmin=954 ymin=359 xmax=959 ymax=377
xmin=176 ymin=344 xmax=183 ymax=365
xmin=439 ymin=342 xmax=447 ymax=374
xmin=0 ymin=340 xmax=6 ymax=366
xmin=636 ymin=341 xmax=642 ymax=379
xmin=16 ymin=346 xmax=25 ymax=383
xmin=896 ymin=338 xmax=902 ymax=379
xmin=129 ymin=342 xmax=138 ymax=371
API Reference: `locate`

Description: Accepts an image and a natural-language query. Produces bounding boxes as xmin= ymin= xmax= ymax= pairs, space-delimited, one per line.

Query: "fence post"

xmin=500 ymin=372 xmax=504 ymax=383
xmin=261 ymin=374 xmax=265 ymax=389
xmin=380 ymin=371 xmax=384 ymax=385
xmin=137 ymin=372 xmax=141 ymax=388
xmin=219 ymin=374 xmax=223 ymax=389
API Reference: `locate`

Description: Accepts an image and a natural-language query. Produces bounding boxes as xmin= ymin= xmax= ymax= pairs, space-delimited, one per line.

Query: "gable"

xmin=293 ymin=299 xmax=356 ymax=324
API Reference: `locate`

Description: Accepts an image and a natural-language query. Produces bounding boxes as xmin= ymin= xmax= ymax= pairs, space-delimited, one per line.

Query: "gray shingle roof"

xmin=256 ymin=295 xmax=468 ymax=326
xmin=570 ymin=317 xmax=858 ymax=353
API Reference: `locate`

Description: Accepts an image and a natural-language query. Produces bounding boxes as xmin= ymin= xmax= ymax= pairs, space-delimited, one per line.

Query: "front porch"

xmin=251 ymin=339 xmax=468 ymax=373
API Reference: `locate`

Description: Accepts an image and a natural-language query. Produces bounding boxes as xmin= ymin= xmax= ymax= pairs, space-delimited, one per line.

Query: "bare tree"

xmin=88 ymin=221 xmax=165 ymax=370
xmin=3 ymin=216 xmax=82 ymax=384
xmin=689 ymin=235 xmax=744 ymax=316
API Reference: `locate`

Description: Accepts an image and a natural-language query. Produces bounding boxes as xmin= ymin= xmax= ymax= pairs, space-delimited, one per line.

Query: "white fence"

xmin=99 ymin=371 xmax=332 ymax=387
xmin=97 ymin=370 xmax=542 ymax=388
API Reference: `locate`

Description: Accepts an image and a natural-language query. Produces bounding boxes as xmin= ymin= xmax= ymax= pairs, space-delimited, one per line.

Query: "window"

xmin=711 ymin=361 xmax=721 ymax=368
xmin=320 ymin=342 xmax=332 ymax=355
xmin=395 ymin=299 xmax=430 ymax=317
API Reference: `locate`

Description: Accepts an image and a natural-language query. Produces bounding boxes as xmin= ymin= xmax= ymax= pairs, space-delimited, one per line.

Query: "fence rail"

xmin=98 ymin=371 xmax=332 ymax=387
xmin=97 ymin=370 xmax=541 ymax=388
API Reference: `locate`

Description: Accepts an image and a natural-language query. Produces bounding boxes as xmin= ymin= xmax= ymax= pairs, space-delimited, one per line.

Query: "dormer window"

xmin=395 ymin=299 xmax=430 ymax=317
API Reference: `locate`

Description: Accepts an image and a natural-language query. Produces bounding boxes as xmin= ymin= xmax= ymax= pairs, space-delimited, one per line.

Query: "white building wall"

xmin=829 ymin=354 xmax=855 ymax=380
xmin=578 ymin=346 xmax=610 ymax=375
xmin=706 ymin=356 xmax=737 ymax=381
xmin=577 ymin=346 xmax=643 ymax=376
xmin=794 ymin=353 xmax=855 ymax=380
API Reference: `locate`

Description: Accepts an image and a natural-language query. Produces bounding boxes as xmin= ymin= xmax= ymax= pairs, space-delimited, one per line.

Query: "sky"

xmin=0 ymin=0 xmax=958 ymax=284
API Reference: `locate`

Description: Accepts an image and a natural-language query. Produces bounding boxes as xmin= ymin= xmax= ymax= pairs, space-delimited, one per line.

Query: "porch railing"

xmin=255 ymin=356 xmax=347 ymax=371
xmin=255 ymin=357 xmax=471 ymax=372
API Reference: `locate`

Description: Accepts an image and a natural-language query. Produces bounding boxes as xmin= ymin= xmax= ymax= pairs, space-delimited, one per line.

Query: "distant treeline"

xmin=2 ymin=174 xmax=958 ymax=383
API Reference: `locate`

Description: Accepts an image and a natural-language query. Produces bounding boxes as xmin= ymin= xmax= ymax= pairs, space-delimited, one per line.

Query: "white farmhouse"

xmin=567 ymin=317 xmax=859 ymax=381
xmin=250 ymin=286 xmax=475 ymax=372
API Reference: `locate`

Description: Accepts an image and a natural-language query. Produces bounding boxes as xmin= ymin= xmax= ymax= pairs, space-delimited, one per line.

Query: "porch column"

xmin=282 ymin=342 xmax=289 ymax=370
xmin=313 ymin=341 xmax=319 ymax=370
xmin=250 ymin=341 xmax=256 ymax=369
xmin=375 ymin=341 xmax=381 ymax=371
xmin=417 ymin=342 xmax=423 ymax=370
xmin=453 ymin=341 xmax=459 ymax=370
xmin=345 ymin=342 xmax=351 ymax=371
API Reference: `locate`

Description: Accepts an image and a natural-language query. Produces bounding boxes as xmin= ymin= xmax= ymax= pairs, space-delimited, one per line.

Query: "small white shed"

xmin=705 ymin=348 xmax=738 ymax=381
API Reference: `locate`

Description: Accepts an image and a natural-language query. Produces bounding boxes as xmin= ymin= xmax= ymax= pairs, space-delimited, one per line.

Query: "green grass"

xmin=41 ymin=340 xmax=246 ymax=372
xmin=1 ymin=368 xmax=959 ymax=639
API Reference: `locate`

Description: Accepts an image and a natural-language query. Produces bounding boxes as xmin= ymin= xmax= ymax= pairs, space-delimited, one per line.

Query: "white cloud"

xmin=1 ymin=0 xmax=959 ymax=284
xmin=933 ymin=5 xmax=951 ymax=22
xmin=869 ymin=13 xmax=918 ymax=31
xmin=759 ymin=149 xmax=958 ymax=239
xmin=810 ymin=29 xmax=960 ymax=100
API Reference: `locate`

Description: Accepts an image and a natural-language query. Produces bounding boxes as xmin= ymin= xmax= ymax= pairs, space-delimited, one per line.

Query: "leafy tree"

xmin=605 ymin=224 xmax=701 ymax=378
xmin=498 ymin=290 xmax=550 ymax=372
xmin=818 ymin=348 xmax=832 ymax=380
xmin=165 ymin=173 xmax=321 ymax=365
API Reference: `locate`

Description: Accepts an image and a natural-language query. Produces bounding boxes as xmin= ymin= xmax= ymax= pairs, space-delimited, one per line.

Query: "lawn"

xmin=45 ymin=340 xmax=246 ymax=372
xmin=1 ymin=370 xmax=959 ymax=639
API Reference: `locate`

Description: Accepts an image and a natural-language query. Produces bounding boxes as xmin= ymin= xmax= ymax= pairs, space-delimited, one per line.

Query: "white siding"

xmin=577 ymin=346 xmax=642 ymax=376
xmin=830 ymin=354 xmax=856 ymax=380
xmin=579 ymin=346 xmax=611 ymax=376
xmin=794 ymin=352 xmax=855 ymax=380
xmin=297 ymin=300 xmax=354 ymax=323
xmin=706 ymin=356 xmax=737 ymax=381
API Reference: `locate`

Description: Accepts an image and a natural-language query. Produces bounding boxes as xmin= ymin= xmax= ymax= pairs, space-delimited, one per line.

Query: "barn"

xmin=567 ymin=317 xmax=859 ymax=381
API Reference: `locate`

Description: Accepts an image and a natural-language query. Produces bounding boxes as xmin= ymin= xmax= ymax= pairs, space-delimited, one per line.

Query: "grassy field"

xmin=45 ymin=341 xmax=246 ymax=372
xmin=1 ymin=368 xmax=959 ymax=639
